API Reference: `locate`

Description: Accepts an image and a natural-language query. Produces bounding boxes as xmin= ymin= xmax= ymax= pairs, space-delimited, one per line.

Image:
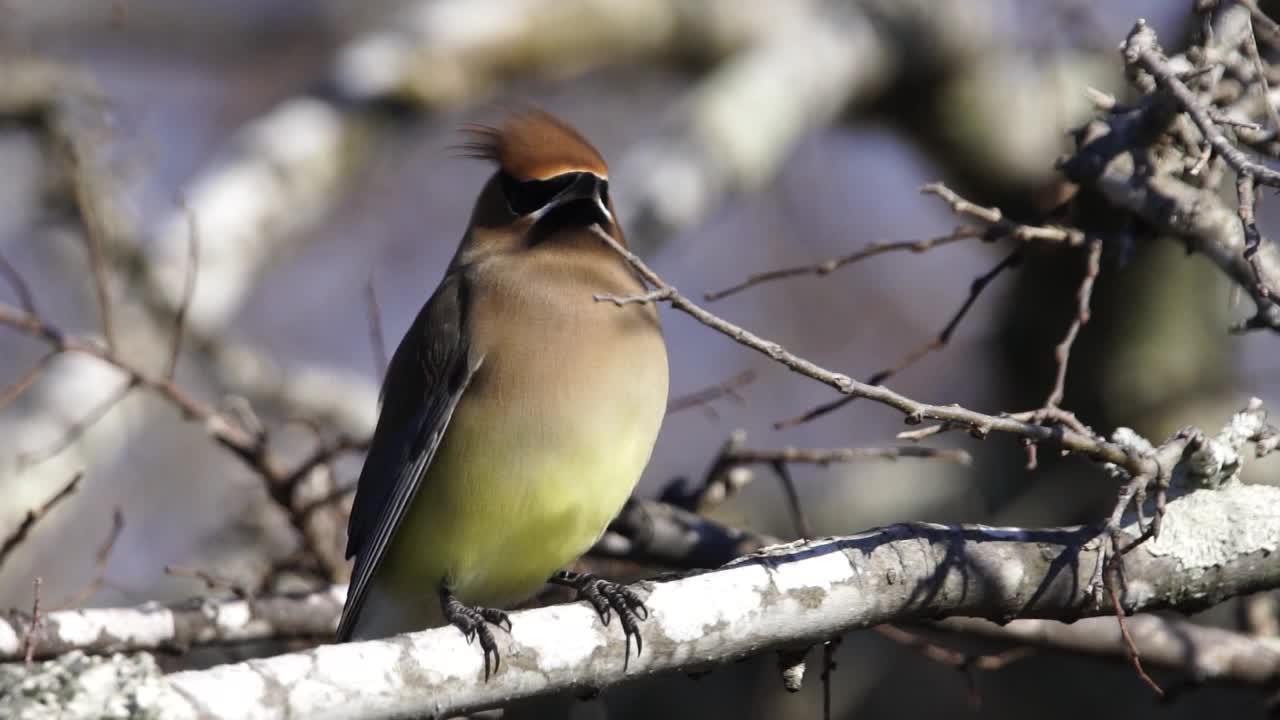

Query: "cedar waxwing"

xmin=337 ymin=109 xmax=669 ymax=677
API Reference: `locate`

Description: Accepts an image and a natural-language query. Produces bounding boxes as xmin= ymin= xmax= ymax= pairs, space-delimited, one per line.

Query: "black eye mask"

xmin=499 ymin=172 xmax=576 ymax=216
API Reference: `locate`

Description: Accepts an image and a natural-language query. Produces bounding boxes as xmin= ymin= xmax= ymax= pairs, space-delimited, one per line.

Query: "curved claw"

xmin=440 ymin=589 xmax=510 ymax=681
xmin=552 ymin=571 xmax=649 ymax=668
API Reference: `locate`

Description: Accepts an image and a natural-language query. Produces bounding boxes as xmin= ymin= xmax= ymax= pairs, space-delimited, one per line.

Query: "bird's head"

xmin=456 ymin=108 xmax=622 ymax=253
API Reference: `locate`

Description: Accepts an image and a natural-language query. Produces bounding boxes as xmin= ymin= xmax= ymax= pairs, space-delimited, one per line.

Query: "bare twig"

xmin=0 ymin=473 xmax=83 ymax=569
xmin=940 ymin=613 xmax=1280 ymax=685
xmin=822 ymin=638 xmax=840 ymax=720
xmin=166 ymin=205 xmax=201 ymax=380
xmin=364 ymin=271 xmax=388 ymax=379
xmin=704 ymin=227 xmax=981 ymax=301
xmin=0 ymin=301 xmax=354 ymax=580
xmin=1238 ymin=173 xmax=1271 ymax=301
xmin=1243 ymin=15 xmax=1280 ymax=133
xmin=1044 ymin=238 xmax=1104 ymax=409
xmin=1104 ymin=551 xmax=1164 ymax=695
xmin=875 ymin=624 xmax=1035 ymax=707
xmin=769 ymin=461 xmax=812 ymax=538
xmin=666 ymin=369 xmax=755 ymax=416
xmin=0 ymin=249 xmax=37 ymax=315
xmin=56 ymin=507 xmax=125 ymax=610
xmin=0 ymin=352 xmax=57 ymax=413
xmin=14 ymin=378 xmax=138 ymax=467
xmin=593 ymin=288 xmax=673 ymax=306
xmin=1241 ymin=0 xmax=1280 ymax=48
xmin=589 ymin=232 xmax=1156 ymax=476
xmin=21 ymin=577 xmax=42 ymax=665
xmin=1126 ymin=20 xmax=1279 ymax=302
xmin=920 ymin=184 xmax=1085 ymax=245
xmin=726 ymin=445 xmax=972 ymax=467
xmin=775 ymin=249 xmax=1020 ymax=429
xmin=68 ymin=152 xmax=117 ymax=354
xmin=164 ymin=565 xmax=253 ymax=600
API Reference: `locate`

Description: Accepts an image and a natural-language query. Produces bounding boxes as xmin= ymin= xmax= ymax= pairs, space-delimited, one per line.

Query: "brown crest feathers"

xmin=456 ymin=108 xmax=608 ymax=181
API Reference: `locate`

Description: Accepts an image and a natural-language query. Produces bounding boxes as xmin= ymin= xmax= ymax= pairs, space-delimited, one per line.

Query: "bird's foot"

xmin=551 ymin=571 xmax=648 ymax=666
xmin=440 ymin=589 xmax=511 ymax=680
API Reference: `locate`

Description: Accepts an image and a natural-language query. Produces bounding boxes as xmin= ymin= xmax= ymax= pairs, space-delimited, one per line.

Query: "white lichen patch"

xmin=401 ymin=626 xmax=484 ymax=682
xmin=1137 ymin=484 xmax=1280 ymax=568
xmin=646 ymin=565 xmax=765 ymax=643
xmin=510 ymin=603 xmax=605 ymax=671
xmin=0 ymin=652 xmax=169 ymax=720
xmin=210 ymin=600 xmax=253 ymax=639
xmin=167 ymin=662 xmax=270 ymax=720
xmin=56 ymin=606 xmax=175 ymax=648
xmin=767 ymin=544 xmax=855 ymax=593
xmin=279 ymin=646 xmax=368 ymax=715
xmin=0 ymin=619 xmax=19 ymax=656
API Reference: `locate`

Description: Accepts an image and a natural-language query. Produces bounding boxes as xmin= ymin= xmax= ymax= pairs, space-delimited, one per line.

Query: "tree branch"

xmin=12 ymin=481 xmax=1278 ymax=719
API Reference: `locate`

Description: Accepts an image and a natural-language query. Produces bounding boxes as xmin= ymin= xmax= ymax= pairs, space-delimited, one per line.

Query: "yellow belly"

xmin=376 ymin=353 xmax=665 ymax=619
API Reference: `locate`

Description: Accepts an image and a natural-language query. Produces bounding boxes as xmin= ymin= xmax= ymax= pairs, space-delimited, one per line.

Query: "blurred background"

xmin=2 ymin=0 xmax=1278 ymax=717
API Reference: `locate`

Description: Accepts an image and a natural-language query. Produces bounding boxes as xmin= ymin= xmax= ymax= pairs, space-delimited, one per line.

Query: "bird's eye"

xmin=500 ymin=172 xmax=575 ymax=216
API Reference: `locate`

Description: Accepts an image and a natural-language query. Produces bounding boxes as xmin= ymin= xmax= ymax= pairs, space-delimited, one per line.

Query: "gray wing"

xmin=337 ymin=272 xmax=474 ymax=642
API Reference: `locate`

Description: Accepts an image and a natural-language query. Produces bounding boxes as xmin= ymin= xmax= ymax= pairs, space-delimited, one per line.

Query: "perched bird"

xmin=337 ymin=108 xmax=669 ymax=677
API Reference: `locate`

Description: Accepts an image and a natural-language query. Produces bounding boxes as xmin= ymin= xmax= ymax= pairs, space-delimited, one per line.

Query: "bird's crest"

xmin=456 ymin=108 xmax=609 ymax=181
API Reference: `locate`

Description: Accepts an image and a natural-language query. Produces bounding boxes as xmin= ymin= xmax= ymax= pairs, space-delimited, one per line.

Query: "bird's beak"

xmin=534 ymin=173 xmax=613 ymax=227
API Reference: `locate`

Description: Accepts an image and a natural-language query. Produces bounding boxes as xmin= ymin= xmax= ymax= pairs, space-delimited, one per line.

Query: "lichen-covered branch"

xmin=939 ymin=615 xmax=1280 ymax=688
xmin=0 ymin=587 xmax=345 ymax=662
xmin=8 ymin=480 xmax=1276 ymax=719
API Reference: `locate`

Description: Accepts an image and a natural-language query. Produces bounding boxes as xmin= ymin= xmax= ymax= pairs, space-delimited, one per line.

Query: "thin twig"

xmin=0 ymin=301 xmax=352 ymax=581
xmin=1127 ymin=21 xmax=1280 ymax=187
xmin=0 ymin=249 xmax=37 ymax=315
xmin=666 ymin=369 xmax=756 ymax=415
xmin=297 ymin=483 xmax=356 ymax=521
xmin=594 ymin=288 xmax=673 ymax=306
xmin=164 ymin=564 xmax=253 ymax=599
xmin=56 ymin=507 xmax=125 ymax=610
xmin=1044 ymin=238 xmax=1104 ymax=409
xmin=15 ymin=378 xmax=138 ymax=467
xmin=725 ymin=445 xmax=972 ymax=466
xmin=769 ymin=460 xmax=812 ymax=538
xmin=704 ymin=228 xmax=981 ymax=301
xmin=166 ymin=204 xmax=201 ymax=380
xmin=822 ymin=638 xmax=841 ymax=720
xmin=1126 ymin=18 xmax=1280 ymax=303
xmin=0 ymin=473 xmax=83 ymax=569
xmin=1238 ymin=173 xmax=1272 ymax=301
xmin=922 ymin=184 xmax=1086 ymax=246
xmin=775 ymin=250 xmax=1020 ymax=429
xmin=1240 ymin=0 xmax=1280 ymax=50
xmin=21 ymin=577 xmax=42 ymax=665
xmin=1104 ymin=551 xmax=1164 ymax=696
xmin=365 ymin=271 xmax=388 ymax=379
xmin=0 ymin=351 xmax=57 ymax=412
xmin=69 ymin=152 xmax=116 ymax=353
xmin=588 ymin=233 xmax=1156 ymax=477
xmin=1243 ymin=15 xmax=1280 ymax=133
xmin=875 ymin=624 xmax=1036 ymax=707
